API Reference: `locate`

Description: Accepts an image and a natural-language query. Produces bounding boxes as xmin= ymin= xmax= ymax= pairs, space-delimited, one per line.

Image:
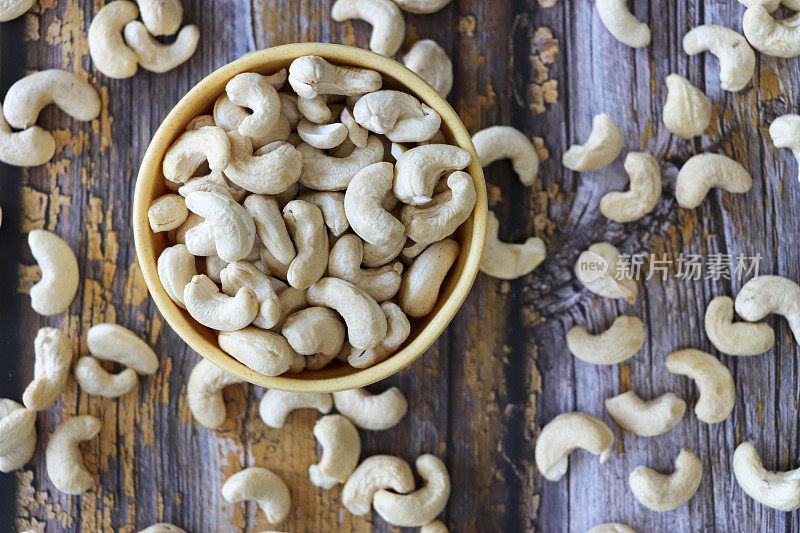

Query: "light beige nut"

xmin=309 ymin=414 xmax=361 ymax=488
xmin=299 ymin=134 xmax=383 ymax=190
xmin=705 ymin=295 xmax=775 ymax=355
xmin=298 ymin=191 xmax=349 ymax=236
xmin=148 ymin=193 xmax=188 ymax=232
xmin=138 ymin=524 xmax=187 ymax=533
xmin=74 ymin=356 xmax=138 ymax=398
xmin=331 ymin=0 xmax=406 ymax=56
xmin=187 ymin=358 xmax=243 ymax=429
xmin=534 ymin=412 xmax=614 ymax=482
xmin=733 ymin=441 xmax=800 ymax=511
xmin=403 ymin=39 xmax=453 ymax=97
xmin=205 ymin=255 xmax=227 ymax=283
xmin=22 ymin=327 xmax=72 ymax=410
xmin=220 ymin=261 xmax=281 ymax=329
xmin=185 ymin=190 xmax=256 ymax=262
xmin=225 ymin=72 xmax=281 ymax=138
xmin=184 ymin=274 xmax=258 ymax=330
xmin=402 ymin=240 xmax=428 ymax=260
xmin=46 ymin=415 xmax=102 ymax=495
xmin=0 ymin=102 xmax=55 ymax=166
xmin=259 ymin=245 xmax=291 ymax=281
xmin=0 ymin=0 xmax=34 ymax=21
xmin=662 ymin=74 xmax=712 ymax=139
xmin=178 ymin=170 xmax=245 ymax=200
xmin=737 ymin=0 xmax=780 ymax=10
xmin=282 ymin=307 xmax=345 ymax=370
xmin=259 ymin=389 xmax=332 ymax=428
xmin=683 ymin=25 xmax=755 ymax=91
xmin=3 ymin=70 xmax=101 ymax=128
xmin=665 ymin=348 xmax=734 ymax=424
xmin=353 ymin=90 xmax=441 ymax=143
xmin=362 ymin=235 xmax=405 ymax=268
xmin=479 ymin=210 xmax=545 ymax=280
xmin=394 ymin=144 xmax=471 ymax=205
xmin=0 ymin=399 xmax=36 ymax=473
xmin=769 ymin=114 xmax=800 ymax=180
xmin=595 ymin=0 xmax=651 ymax=48
xmin=421 ymin=520 xmax=449 ymax=533
xmin=224 ymin=134 xmax=302 ymax=194
xmin=401 ymin=171 xmax=476 ymax=245
xmin=629 ymin=448 xmax=702 ymax=511
xmin=288 ymin=55 xmax=382 ymax=99
xmin=344 ymin=162 xmax=405 ymax=248
xmin=333 ymin=387 xmax=407 ymax=430
xmin=599 ymin=152 xmax=661 ymax=223
xmin=675 ymin=153 xmax=752 ymax=208
xmin=244 ymin=195 xmax=296 ymax=265
xmin=87 ymin=323 xmax=159 ymax=374
xmin=341 ymin=106 xmax=369 ymax=148
xmin=28 ymin=229 xmax=79 ymax=316
xmin=373 ymin=454 xmax=450 ymax=527
xmin=574 ymin=242 xmax=638 ymax=303
xmin=399 ymin=239 xmax=459 ymax=318
xmin=272 ymin=284 xmax=308 ymax=329
xmin=279 ymin=92 xmax=302 ymax=128
xmin=735 ymin=275 xmax=800 ymax=340
xmin=283 ymin=200 xmax=329 ymax=290
xmin=605 ymin=390 xmax=686 ymax=436
xmin=562 ymin=113 xmax=624 ymax=172
xmin=566 ymin=316 xmax=645 ymax=365
xmin=123 ymin=21 xmax=199 ymax=73
xmin=348 ymin=301 xmax=410 ymax=368
xmin=328 ymin=235 xmax=403 ymax=302
xmin=157 ymin=244 xmax=197 ymax=309
xmin=307 ymin=277 xmax=387 ymax=350
xmin=297 ymin=94 xmax=332 ymax=124
xmin=88 ymin=0 xmax=140 ymax=79
xmin=221 ymin=467 xmax=291 ymax=524
xmin=472 ymin=126 xmax=539 ymax=186
xmin=186 ymin=114 xmax=215 ymax=130
xmin=218 ymin=327 xmax=298 ymax=376
xmin=341 ymin=455 xmax=415 ymax=515
xmin=136 ymin=0 xmax=182 ymax=35
xmin=297 ymin=118 xmax=348 ymax=150
xmin=163 ymin=126 xmax=231 ymax=183
xmin=390 ymin=140 xmax=407 ymax=162
xmin=743 ymin=6 xmax=800 ymax=57
xmin=392 ymin=0 xmax=450 ymax=13
xmin=587 ymin=524 xmax=636 ymax=533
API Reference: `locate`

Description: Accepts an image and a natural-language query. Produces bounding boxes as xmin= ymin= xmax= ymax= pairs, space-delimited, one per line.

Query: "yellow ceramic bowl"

xmin=133 ymin=43 xmax=487 ymax=392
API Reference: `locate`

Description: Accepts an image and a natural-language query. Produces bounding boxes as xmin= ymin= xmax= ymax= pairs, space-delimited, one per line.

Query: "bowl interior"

xmin=133 ymin=43 xmax=487 ymax=392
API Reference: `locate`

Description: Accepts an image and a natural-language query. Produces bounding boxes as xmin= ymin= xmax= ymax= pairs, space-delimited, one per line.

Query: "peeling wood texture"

xmin=2 ymin=0 xmax=800 ymax=532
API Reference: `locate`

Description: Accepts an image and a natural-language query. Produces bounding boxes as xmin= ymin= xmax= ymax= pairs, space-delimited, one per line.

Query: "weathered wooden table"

xmin=3 ymin=1 xmax=799 ymax=531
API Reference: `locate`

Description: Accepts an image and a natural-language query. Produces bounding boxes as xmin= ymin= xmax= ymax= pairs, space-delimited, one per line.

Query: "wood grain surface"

xmin=3 ymin=0 xmax=799 ymax=531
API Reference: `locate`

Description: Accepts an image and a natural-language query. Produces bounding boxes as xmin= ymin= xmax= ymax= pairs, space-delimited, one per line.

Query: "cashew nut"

xmin=3 ymin=70 xmax=101 ymax=128
xmin=123 ymin=21 xmax=199 ymax=73
xmin=662 ymin=74 xmax=712 ymax=139
xmin=178 ymin=170 xmax=245 ymax=201
xmin=743 ymin=6 xmax=800 ymax=57
xmin=595 ymin=0 xmax=651 ymax=48
xmin=0 ymin=0 xmax=33 ymax=21
xmin=394 ymin=144 xmax=471 ymax=205
xmin=770 ymin=114 xmax=800 ymax=180
xmin=683 ymin=25 xmax=755 ymax=91
xmin=157 ymin=244 xmax=197 ymax=309
xmin=138 ymin=525 xmax=187 ymax=533
xmin=136 ymin=0 xmax=182 ymax=35
xmin=480 ymin=210 xmax=545 ymax=280
xmin=735 ymin=275 xmax=800 ymax=340
xmin=534 ymin=412 xmax=614 ymax=482
xmin=283 ymin=199 xmax=329 ymax=289
xmin=205 ymin=255 xmax=227 ymax=284
xmin=308 ymin=414 xmax=361 ymax=488
xmin=0 ymin=102 xmax=55 ymax=166
xmin=574 ymin=242 xmax=638 ymax=303
xmin=225 ymin=73 xmax=281 ymax=139
xmin=333 ymin=387 xmax=407 ymax=430
xmin=297 ymin=191 xmax=349 ymax=237
xmin=587 ymin=524 xmax=636 ymax=533
xmin=281 ymin=307 xmax=345 ymax=370
xmin=562 ymin=113 xmax=624 ymax=172
xmin=148 ymin=193 xmax=188 ymax=232
xmin=221 ymin=467 xmax=291 ymax=524
xmin=599 ymin=152 xmax=662 ymax=223
xmin=88 ymin=0 xmax=140 ymax=79
xmin=705 ymin=295 xmax=775 ymax=356
xmin=341 ymin=455 xmax=415 ymax=515
xmin=244 ymin=194 xmax=296 ymax=266
xmin=399 ymin=239 xmax=459 ymax=318
xmin=163 ymin=126 xmax=231 ymax=183
xmin=344 ymin=162 xmax=405 ymax=248
xmin=401 ymin=171 xmax=477 ymax=245
xmin=298 ymin=135 xmax=383 ymax=190
xmin=224 ymin=135 xmax=302 ymax=194
xmin=185 ymin=191 xmax=255 ymax=262
xmin=28 ymin=229 xmax=79 ymax=316
xmin=628 ymin=448 xmax=702 ymax=511
xmin=46 ymin=415 xmax=102 ymax=495
xmin=353 ymin=90 xmax=441 ymax=143
xmin=392 ymin=0 xmax=450 ymax=13
xmin=665 ymin=348 xmax=735 ymax=424
xmin=75 ymin=356 xmax=138 ymax=398
xmin=187 ymin=358 xmax=243 ymax=429
xmin=328 ymin=235 xmax=403 ymax=302
xmin=297 ymin=118 xmax=348 ymax=149
xmin=362 ymin=235 xmax=405 ymax=268
xmin=403 ymin=39 xmax=453 ymax=97
xmin=288 ymin=55 xmax=382 ymax=99
xmin=348 ymin=302 xmax=410 ymax=368
xmin=218 ymin=327 xmax=298 ymax=376
xmin=733 ymin=441 xmax=800 ymax=511
xmin=373 ymin=454 xmax=450 ymax=527
xmin=297 ymin=94 xmax=332 ymax=124
xmin=340 ymin=106 xmax=369 ymax=148
xmin=0 ymin=399 xmax=36 ymax=472
xmin=258 ymin=389 xmax=332 ymax=428
xmin=22 ymin=327 xmax=72 ymax=410
xmin=675 ymin=153 xmax=752 ymax=208
xmin=307 ymin=277 xmax=387 ymax=350
xmin=605 ymin=390 xmax=686 ymax=436
xmin=87 ymin=323 xmax=159 ymax=374
xmin=471 ymin=126 xmax=538 ymax=186
xmin=184 ymin=274 xmax=258 ymax=330
xmin=331 ymin=0 xmax=406 ymax=56
xmin=566 ymin=316 xmax=645 ymax=365
xmin=220 ymin=261 xmax=281 ymax=329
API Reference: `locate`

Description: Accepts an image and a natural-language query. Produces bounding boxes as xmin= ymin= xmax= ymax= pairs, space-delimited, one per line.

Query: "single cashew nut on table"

xmin=662 ymin=74 xmax=712 ymax=139
xmin=480 ymin=210 xmax=545 ymax=280
xmin=218 ymin=327 xmax=298 ymax=376
xmin=184 ymin=274 xmax=258 ymax=331
xmin=394 ymin=144 xmax=471 ymax=205
xmin=629 ymin=448 xmax=702 ymax=511
xmin=683 ymin=25 xmax=755 ymax=91
xmin=401 ymin=171 xmax=477 ymax=246
xmin=136 ymin=0 xmax=183 ymax=35
xmin=566 ymin=315 xmax=645 ymax=365
xmin=283 ymin=200 xmax=329 ymax=289
xmin=605 ymin=390 xmax=686 ymax=436
xmin=399 ymin=239 xmax=459 ymax=318
xmin=574 ymin=242 xmax=638 ymax=303
xmin=224 ymin=135 xmax=302 ymax=194
xmin=123 ymin=21 xmax=199 ymax=73
xmin=148 ymin=193 xmax=188 ymax=232
xmin=0 ymin=0 xmax=34 ymax=21
xmin=345 ymin=162 xmax=406 ymax=247
xmin=220 ymin=260 xmax=281 ymax=329
xmin=22 ymin=327 xmax=73 ymax=410
xmin=221 ymin=467 xmax=291 ymax=524
xmin=733 ymin=441 xmax=800 ymax=511
xmin=0 ymin=102 xmax=55 ymax=166
xmin=735 ymin=275 xmax=800 ymax=340
xmin=587 ymin=524 xmax=636 ymax=533
xmin=185 ymin=190 xmax=256 ymax=262
xmin=333 ymin=387 xmax=407 ymax=430
xmin=0 ymin=399 xmax=36 ymax=472
xmin=472 ymin=126 xmax=538 ymax=186
xmin=353 ymin=90 xmax=441 ymax=143
xmin=187 ymin=358 xmax=243 ymax=429
xmin=282 ymin=307 xmax=345 ymax=370
xmin=328 ymin=235 xmax=403 ymax=302
xmin=138 ymin=524 xmax=187 ymax=533
xmin=769 ymin=114 xmax=800 ymax=181
xmin=403 ymin=39 xmax=453 ymax=97
xmin=259 ymin=389 xmax=332 ymax=428
xmin=743 ymin=6 xmax=800 ymax=58
xmin=88 ymin=0 xmax=140 ymax=79
xmin=75 ymin=356 xmax=138 ymax=398
xmin=28 ymin=229 xmax=79 ymax=316
xmin=299 ymin=134 xmax=383 ymax=190
xmin=534 ymin=412 xmax=614 ymax=482
xmin=705 ymin=295 xmax=775 ymax=355
xmin=600 ymin=152 xmax=662 ymax=223
xmin=3 ymin=69 xmax=101 ymax=128
xmin=675 ymin=152 xmax=752 ymax=208
xmin=87 ymin=323 xmax=160 ymax=374
xmin=595 ymin=0 xmax=651 ymax=48
xmin=373 ymin=454 xmax=450 ymax=527
xmin=666 ymin=348 xmax=735 ymax=424
xmin=309 ymin=414 xmax=361 ymax=489
xmin=288 ymin=55 xmax=382 ymax=99
xmin=331 ymin=0 xmax=406 ymax=56
xmin=157 ymin=244 xmax=197 ymax=309
xmin=46 ymin=415 xmax=102 ymax=495
xmin=163 ymin=126 xmax=232 ymax=183
xmin=561 ymin=113 xmax=624 ymax=172
xmin=341 ymin=455 xmax=415 ymax=516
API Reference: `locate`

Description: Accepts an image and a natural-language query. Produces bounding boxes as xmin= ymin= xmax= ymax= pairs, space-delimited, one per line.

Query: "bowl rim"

xmin=133 ymin=42 xmax=487 ymax=392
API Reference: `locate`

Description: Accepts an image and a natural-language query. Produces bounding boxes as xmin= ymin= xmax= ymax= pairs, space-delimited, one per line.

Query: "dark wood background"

xmin=2 ymin=0 xmax=799 ymax=531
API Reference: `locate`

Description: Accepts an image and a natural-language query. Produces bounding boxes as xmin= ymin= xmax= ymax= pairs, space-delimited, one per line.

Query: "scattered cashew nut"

xmin=87 ymin=323 xmax=159 ymax=374
xmin=665 ymin=348 xmax=735 ymax=424
xmin=373 ymin=454 xmax=450 ymax=527
xmin=22 ymin=327 xmax=73 ymax=410
xmin=471 ymin=126 xmax=538 ymax=186
xmin=136 ymin=0 xmax=183 ymax=35
xmin=566 ymin=316 xmax=645 ymax=365
xmin=705 ymin=295 xmax=775 ymax=356
xmin=605 ymin=390 xmax=686 ymax=436
xmin=403 ymin=39 xmax=453 ymax=97
xmin=683 ymin=25 xmax=755 ymax=91
xmin=331 ymin=0 xmax=406 ymax=56
xmin=479 ymin=210 xmax=545 ymax=280
xmin=628 ymin=448 xmax=702 ymax=511
xmin=675 ymin=153 xmax=752 ymax=208
xmin=46 ymin=415 xmax=102 ymax=495
xmin=574 ymin=242 xmax=638 ymax=303
xmin=595 ymin=0 xmax=651 ymax=48
xmin=88 ymin=0 xmax=140 ymax=79
xmin=332 ymin=387 xmax=407 ymax=430
xmin=0 ymin=102 xmax=55 ymax=166
xmin=341 ymin=455 xmax=415 ymax=516
xmin=123 ymin=21 xmax=199 ymax=73
xmin=534 ymin=412 xmax=614 ymax=482
xmin=743 ymin=6 xmax=800 ymax=58
xmin=769 ymin=114 xmax=800 ymax=181
xmin=662 ymin=74 xmax=712 ymax=139
xmin=309 ymin=414 xmax=361 ymax=489
xmin=3 ymin=69 xmax=101 ymax=128
xmin=221 ymin=467 xmax=291 ymax=524
xmin=600 ymin=152 xmax=661 ymax=223
xmin=0 ymin=399 xmax=36 ymax=473
xmin=259 ymin=389 xmax=332 ymax=428
xmin=733 ymin=441 xmax=800 ymax=511
xmin=75 ymin=356 xmax=138 ymax=398
xmin=561 ymin=113 xmax=624 ymax=172
xmin=0 ymin=0 xmax=34 ymax=21
xmin=187 ymin=358 xmax=243 ymax=429
xmin=28 ymin=229 xmax=79 ymax=316
xmin=735 ymin=275 xmax=800 ymax=341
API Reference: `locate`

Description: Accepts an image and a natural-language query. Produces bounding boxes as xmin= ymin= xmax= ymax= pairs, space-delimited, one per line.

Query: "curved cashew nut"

xmin=185 ymin=191 xmax=255 ymax=262
xmin=178 ymin=170 xmax=245 ymax=201
xmin=587 ymin=524 xmax=636 ymax=533
xmin=735 ymin=275 xmax=800 ymax=340
xmin=157 ymin=244 xmax=197 ymax=309
xmin=3 ymin=70 xmax=101 ymax=129
xmin=401 ymin=171 xmax=477 ymax=245
xmin=743 ymin=6 xmax=800 ymax=58
xmin=225 ymin=73 xmax=281 ymax=138
xmin=769 ymin=114 xmax=800 ymax=180
xmin=333 ymin=387 xmax=407 ymax=430
xmin=341 ymin=455 xmax=415 ymax=515
xmin=138 ymin=524 xmax=187 ymax=533
xmin=353 ymin=90 xmax=441 ymax=143
xmin=297 ymin=191 xmax=349 ymax=236
xmin=28 ymin=229 xmax=79 ymax=316
xmin=184 ymin=274 xmax=258 ymax=331
xmin=283 ymin=200 xmax=329 ymax=290
xmin=148 ymin=193 xmax=188 ymax=232
xmin=288 ymin=55 xmax=382 ymax=99
xmin=259 ymin=389 xmax=332 ymax=428
xmin=599 ymin=152 xmax=662 ymax=223
xmin=0 ymin=399 xmax=36 ymax=473
xmin=307 ymin=277 xmax=387 ymax=350
xmin=163 ymin=126 xmax=231 ymax=183
xmin=373 ymin=454 xmax=450 ymax=527
xmin=218 ymin=327 xmax=298 ymax=376
xmin=534 ymin=412 xmax=614 ymax=482
xmin=341 ymin=106 xmax=369 ymax=148
xmin=282 ymin=307 xmax=345 ymax=370
xmin=348 ymin=302 xmax=410 ymax=368
xmin=223 ymin=135 xmax=302 ymax=194
xmin=705 ymin=295 xmax=775 ymax=355
xmin=298 ymin=94 xmax=332 ymax=124
xmin=205 ymin=255 xmax=227 ymax=284
xmin=561 ymin=113 xmax=624 ymax=172
xmin=0 ymin=0 xmax=34 ymax=21
xmin=331 ymin=0 xmax=406 ymax=56
xmin=75 ymin=356 xmax=138 ymax=398
xmin=22 ymin=327 xmax=73 ymax=410
xmin=394 ymin=144 xmax=471 ymax=205
xmin=566 ymin=315 xmax=645 ymax=365
xmin=662 ymin=74 xmax=712 ymax=139
xmin=88 ymin=0 xmax=140 ymax=79
xmin=244 ymin=195 xmax=295 ymax=265
xmin=186 ymin=114 xmax=215 ymax=130
xmin=308 ymin=414 xmax=361 ymax=488
xmin=575 ymin=242 xmax=638 ymax=303
xmin=666 ymin=348 xmax=734 ymax=424
xmin=344 ymin=162 xmax=405 ymax=247
xmin=220 ymin=260 xmax=281 ymax=329
xmin=297 ymin=118 xmax=348 ymax=149
xmin=479 ymin=210 xmax=545 ymax=280
xmin=595 ymin=0 xmax=651 ymax=48
xmin=733 ymin=441 xmax=800 ymax=511
xmin=399 ymin=239 xmax=459 ymax=318
xmin=298 ymin=135 xmax=383 ymax=190
xmin=628 ymin=448 xmax=702 ymax=511
xmin=136 ymin=0 xmax=182 ymax=35
xmin=605 ymin=390 xmax=686 ymax=436
xmin=675 ymin=153 xmax=752 ymax=208
xmin=403 ymin=39 xmax=453 ymax=97
xmin=328 ymin=235 xmax=403 ymax=302
xmin=221 ymin=467 xmax=291 ymax=524
xmin=87 ymin=323 xmax=159 ymax=374
xmin=471 ymin=126 xmax=538 ymax=186
xmin=123 ymin=21 xmax=199 ymax=73
xmin=0 ymin=102 xmax=55 ymax=166
xmin=45 ymin=415 xmax=102 ymax=495
xmin=187 ymin=358 xmax=243 ymax=429
xmin=683 ymin=25 xmax=755 ymax=91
